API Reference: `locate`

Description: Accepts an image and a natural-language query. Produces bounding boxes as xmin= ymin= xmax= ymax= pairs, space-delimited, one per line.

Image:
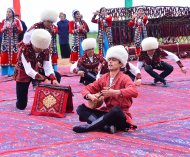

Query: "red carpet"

xmin=0 ymin=59 xmax=189 ymax=156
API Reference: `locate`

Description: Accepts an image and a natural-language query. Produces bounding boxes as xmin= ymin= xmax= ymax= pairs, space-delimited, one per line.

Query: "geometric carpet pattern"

xmin=0 ymin=59 xmax=189 ymax=156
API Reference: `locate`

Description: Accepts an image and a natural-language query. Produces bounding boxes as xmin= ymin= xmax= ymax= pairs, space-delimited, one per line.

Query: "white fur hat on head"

xmin=141 ymin=37 xmax=159 ymax=51
xmin=31 ymin=29 xmax=51 ymax=49
xmin=72 ymin=9 xmax=79 ymax=18
xmin=106 ymin=45 xmax=128 ymax=68
xmin=8 ymin=7 xmax=15 ymax=14
xmin=40 ymin=9 xmax=58 ymax=23
xmin=82 ymin=38 xmax=96 ymax=51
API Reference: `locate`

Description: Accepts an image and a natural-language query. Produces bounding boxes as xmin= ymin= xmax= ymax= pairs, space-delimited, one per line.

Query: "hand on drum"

xmin=44 ymin=79 xmax=51 ymax=84
xmin=44 ymin=79 xmax=59 ymax=85
xmin=52 ymin=80 xmax=59 ymax=85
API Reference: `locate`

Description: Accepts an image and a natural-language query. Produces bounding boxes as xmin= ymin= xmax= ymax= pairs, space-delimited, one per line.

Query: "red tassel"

xmin=136 ymin=47 xmax=141 ymax=57
xmin=70 ymin=52 xmax=78 ymax=62
xmin=98 ymin=50 xmax=103 ymax=56
xmin=51 ymin=55 xmax=58 ymax=65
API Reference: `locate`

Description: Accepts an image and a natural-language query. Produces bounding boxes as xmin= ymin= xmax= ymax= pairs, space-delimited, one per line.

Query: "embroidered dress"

xmin=0 ymin=18 xmax=22 ymax=76
xmin=92 ymin=15 xmax=113 ymax=56
xmin=128 ymin=16 xmax=148 ymax=56
xmin=69 ymin=20 xmax=89 ymax=62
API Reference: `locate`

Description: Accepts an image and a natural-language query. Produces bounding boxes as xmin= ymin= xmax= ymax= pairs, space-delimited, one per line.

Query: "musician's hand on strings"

xmin=101 ymin=87 xmax=115 ymax=97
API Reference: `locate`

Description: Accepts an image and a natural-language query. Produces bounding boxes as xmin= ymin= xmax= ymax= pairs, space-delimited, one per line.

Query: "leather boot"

xmin=87 ymin=115 xmax=116 ymax=133
xmin=73 ymin=116 xmax=106 ymax=133
xmin=103 ymin=125 xmax=116 ymax=134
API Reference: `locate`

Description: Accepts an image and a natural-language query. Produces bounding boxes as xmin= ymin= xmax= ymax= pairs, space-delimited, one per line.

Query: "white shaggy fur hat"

xmin=8 ymin=8 xmax=15 ymax=14
xmin=31 ymin=29 xmax=51 ymax=49
xmin=72 ymin=9 xmax=79 ymax=18
xmin=40 ymin=9 xmax=58 ymax=23
xmin=82 ymin=38 xmax=97 ymax=51
xmin=141 ymin=37 xmax=159 ymax=51
xmin=106 ymin=45 xmax=128 ymax=68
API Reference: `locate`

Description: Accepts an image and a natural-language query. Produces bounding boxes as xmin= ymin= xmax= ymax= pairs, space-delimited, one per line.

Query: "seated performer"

xmin=70 ymin=38 xmax=107 ymax=85
xmin=137 ymin=37 xmax=187 ymax=86
xmin=73 ymin=45 xmax=138 ymax=133
xmin=14 ymin=29 xmax=59 ymax=110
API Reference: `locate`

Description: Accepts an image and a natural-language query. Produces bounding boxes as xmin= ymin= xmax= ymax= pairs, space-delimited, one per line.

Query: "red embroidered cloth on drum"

xmin=31 ymin=84 xmax=73 ymax=118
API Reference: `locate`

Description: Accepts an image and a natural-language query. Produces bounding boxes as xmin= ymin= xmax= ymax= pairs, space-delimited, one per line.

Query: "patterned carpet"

xmin=0 ymin=59 xmax=189 ymax=156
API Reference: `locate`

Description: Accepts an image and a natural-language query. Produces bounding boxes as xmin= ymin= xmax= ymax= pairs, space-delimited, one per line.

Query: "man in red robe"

xmin=73 ymin=45 xmax=138 ymax=133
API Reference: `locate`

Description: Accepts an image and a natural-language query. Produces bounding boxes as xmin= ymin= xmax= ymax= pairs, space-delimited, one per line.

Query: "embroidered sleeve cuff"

xmin=49 ymin=74 xmax=56 ymax=84
xmin=49 ymin=74 xmax=56 ymax=81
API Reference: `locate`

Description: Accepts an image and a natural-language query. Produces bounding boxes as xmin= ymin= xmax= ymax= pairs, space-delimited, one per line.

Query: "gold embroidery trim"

xmin=42 ymin=95 xmax=56 ymax=108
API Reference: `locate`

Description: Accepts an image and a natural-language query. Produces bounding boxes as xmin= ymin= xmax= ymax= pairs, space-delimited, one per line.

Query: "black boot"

xmin=73 ymin=116 xmax=106 ymax=133
xmin=87 ymin=115 xmax=116 ymax=133
xmin=151 ymin=78 xmax=159 ymax=85
xmin=103 ymin=125 xmax=116 ymax=134
xmin=162 ymin=79 xmax=168 ymax=87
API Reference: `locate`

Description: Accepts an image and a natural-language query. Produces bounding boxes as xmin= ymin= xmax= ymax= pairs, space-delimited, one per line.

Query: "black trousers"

xmin=144 ymin=61 xmax=174 ymax=82
xmin=60 ymin=44 xmax=71 ymax=58
xmin=76 ymin=104 xmax=129 ymax=130
xmin=16 ymin=81 xmax=30 ymax=110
